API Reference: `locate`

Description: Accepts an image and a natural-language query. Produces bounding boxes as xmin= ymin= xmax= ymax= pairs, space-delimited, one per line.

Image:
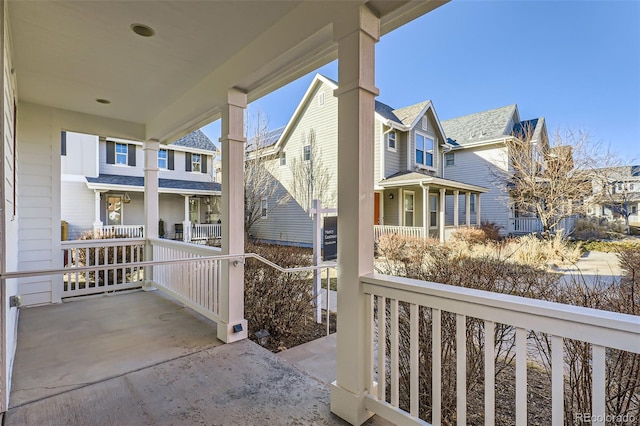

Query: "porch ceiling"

xmin=9 ymin=0 xmax=447 ymax=143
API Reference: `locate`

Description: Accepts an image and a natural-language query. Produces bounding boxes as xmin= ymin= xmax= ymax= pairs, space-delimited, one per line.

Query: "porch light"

xmin=123 ymin=193 xmax=131 ymax=203
xmin=388 ymin=193 xmax=394 ymax=200
xmin=96 ymin=99 xmax=111 ymax=104
xmin=255 ymin=329 xmax=270 ymax=346
xmin=131 ymin=23 xmax=155 ymax=37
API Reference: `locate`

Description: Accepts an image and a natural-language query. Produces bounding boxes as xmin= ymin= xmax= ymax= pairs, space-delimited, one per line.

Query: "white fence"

xmin=509 ymin=216 xmax=578 ymax=236
xmin=150 ymin=238 xmax=223 ymax=323
xmin=374 ymin=225 xmax=425 ymax=241
xmin=98 ymin=225 xmax=145 ymax=238
xmin=360 ymin=273 xmax=640 ymax=426
xmin=192 ymin=223 xmax=222 ymax=242
xmin=61 ymin=238 xmax=146 ymax=298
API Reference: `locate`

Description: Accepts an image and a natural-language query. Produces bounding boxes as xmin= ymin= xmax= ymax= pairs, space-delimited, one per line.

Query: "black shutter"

xmin=168 ymin=150 xmax=175 ymax=170
xmin=185 ymin=152 xmax=192 ymax=171
xmin=128 ymin=144 xmax=136 ymax=166
xmin=201 ymin=155 xmax=207 ymax=173
xmin=106 ymin=141 xmax=115 ymax=164
xmin=61 ymin=131 xmax=67 ymax=156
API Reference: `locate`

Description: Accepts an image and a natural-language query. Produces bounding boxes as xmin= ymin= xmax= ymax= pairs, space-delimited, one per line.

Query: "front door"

xmin=404 ymin=191 xmax=415 ymax=226
xmin=106 ymin=195 xmax=123 ymax=225
xmin=374 ymin=192 xmax=380 ymax=225
xmin=189 ymin=198 xmax=200 ymax=224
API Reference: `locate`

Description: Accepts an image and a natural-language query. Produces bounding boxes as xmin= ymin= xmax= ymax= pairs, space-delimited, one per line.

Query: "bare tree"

xmin=243 ymin=111 xmax=285 ymax=235
xmin=289 ymin=129 xmax=335 ymax=211
xmin=590 ymin=163 xmax=640 ymax=235
xmin=500 ymin=128 xmax=596 ymax=235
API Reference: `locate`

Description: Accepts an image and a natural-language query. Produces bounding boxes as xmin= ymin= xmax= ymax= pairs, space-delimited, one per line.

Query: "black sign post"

xmin=323 ymin=216 xmax=337 ymax=261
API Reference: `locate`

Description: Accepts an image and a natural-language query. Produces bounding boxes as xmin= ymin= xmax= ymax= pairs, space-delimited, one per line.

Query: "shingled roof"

xmin=172 ymin=130 xmax=218 ymax=152
xmin=86 ymin=174 xmax=221 ymax=192
xmin=441 ymin=104 xmax=518 ymax=147
xmin=392 ymin=100 xmax=432 ymax=127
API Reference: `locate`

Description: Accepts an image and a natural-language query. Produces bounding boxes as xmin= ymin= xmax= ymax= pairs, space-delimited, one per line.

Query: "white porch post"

xmin=331 ymin=5 xmax=379 ymax=425
xmin=439 ymin=188 xmax=446 ymax=242
xmin=218 ymin=88 xmax=248 ymax=343
xmin=144 ymin=139 xmax=160 ymax=287
xmin=422 ymin=185 xmax=429 ymax=239
xmin=466 ymin=192 xmax=471 ymax=227
xmin=453 ymin=190 xmax=460 ymax=228
xmin=476 ymin=193 xmax=482 ymax=225
xmin=182 ymin=195 xmax=191 ymax=242
xmin=92 ymin=190 xmax=104 ymax=233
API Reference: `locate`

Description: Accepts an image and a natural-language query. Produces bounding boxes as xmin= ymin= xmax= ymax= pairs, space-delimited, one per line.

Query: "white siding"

xmin=444 ymin=145 xmax=511 ymax=233
xmin=1 ymin=3 xmax=18 ymax=407
xmin=62 ymin=132 xmax=98 ymax=177
xmin=60 ymin=178 xmax=96 ymax=239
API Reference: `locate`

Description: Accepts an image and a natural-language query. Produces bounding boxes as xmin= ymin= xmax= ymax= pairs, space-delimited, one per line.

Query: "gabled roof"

xmin=375 ymin=101 xmax=402 ymax=124
xmin=441 ymin=104 xmax=519 ymax=147
xmin=392 ymin=100 xmax=431 ymax=127
xmin=247 ymin=126 xmax=285 ymax=152
xmin=85 ymin=174 xmax=221 ymax=194
xmin=171 ymin=130 xmax=218 ymax=153
xmin=379 ymin=170 xmax=487 ymax=193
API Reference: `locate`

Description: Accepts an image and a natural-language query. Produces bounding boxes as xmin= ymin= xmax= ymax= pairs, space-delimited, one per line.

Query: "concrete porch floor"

xmin=5 ymin=290 xmax=388 ymax=425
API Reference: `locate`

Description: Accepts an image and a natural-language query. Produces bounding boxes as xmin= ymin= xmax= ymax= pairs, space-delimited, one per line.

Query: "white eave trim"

xmin=85 ymin=182 xmax=220 ymax=196
xmin=379 ymin=176 xmax=487 ymax=193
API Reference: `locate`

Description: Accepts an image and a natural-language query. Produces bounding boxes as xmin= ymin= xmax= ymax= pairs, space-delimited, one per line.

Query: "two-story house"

xmin=61 ymin=129 xmax=221 ymax=240
xmin=248 ymin=74 xmax=487 ymax=246
xmin=441 ymin=104 xmax=549 ymax=235
xmin=586 ymin=165 xmax=640 ymax=230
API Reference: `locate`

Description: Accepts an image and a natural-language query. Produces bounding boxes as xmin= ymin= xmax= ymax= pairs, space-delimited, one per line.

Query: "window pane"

xmin=405 ymin=212 xmax=414 ymax=226
xmin=158 ymin=150 xmax=167 ymax=168
xmin=192 ymin=154 xmax=201 ymax=172
xmin=416 ymin=150 xmax=423 ymax=165
xmin=115 ymin=143 xmax=127 ymax=165
xmin=416 ymin=134 xmax=424 ymax=150
xmin=303 ymin=145 xmax=311 ymax=161
xmin=425 ymin=137 xmax=433 ymax=151
xmin=426 ymin=152 xmax=433 ymax=167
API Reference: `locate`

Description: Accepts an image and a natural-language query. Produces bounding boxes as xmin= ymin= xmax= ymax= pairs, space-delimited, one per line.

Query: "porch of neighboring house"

xmin=6 ymin=290 xmax=381 ymax=425
xmin=373 ymin=172 xmax=487 ymax=243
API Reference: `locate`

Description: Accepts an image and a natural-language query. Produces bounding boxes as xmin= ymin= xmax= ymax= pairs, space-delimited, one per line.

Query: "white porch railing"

xmin=374 ymin=225 xmax=425 ymax=241
xmin=98 ymin=224 xmax=145 ymax=238
xmin=191 ymin=223 xmax=222 ymax=242
xmin=150 ymin=238 xmax=223 ymax=323
xmin=360 ymin=273 xmax=640 ymax=426
xmin=510 ymin=216 xmax=578 ymax=235
xmin=61 ymin=238 xmax=146 ymax=298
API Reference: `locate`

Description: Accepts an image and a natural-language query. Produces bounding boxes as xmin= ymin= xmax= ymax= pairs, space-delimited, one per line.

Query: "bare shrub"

xmin=480 ymin=221 xmax=502 ymax=240
xmin=244 ymin=242 xmax=316 ymax=344
xmin=573 ymin=216 xmax=622 ymax=240
xmin=504 ymin=233 xmax=582 ymax=268
xmin=450 ymin=226 xmax=488 ymax=245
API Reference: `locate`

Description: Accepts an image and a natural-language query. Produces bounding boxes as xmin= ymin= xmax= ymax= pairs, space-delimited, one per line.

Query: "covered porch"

xmin=375 ymin=172 xmax=487 ymax=242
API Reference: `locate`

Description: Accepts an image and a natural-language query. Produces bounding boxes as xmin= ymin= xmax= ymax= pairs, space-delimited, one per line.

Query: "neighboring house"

xmin=61 ymin=130 xmax=222 ymax=240
xmin=441 ymin=104 xmax=549 ymax=235
xmin=248 ymin=74 xmax=487 ymax=246
xmin=586 ymin=165 xmax=640 ymax=227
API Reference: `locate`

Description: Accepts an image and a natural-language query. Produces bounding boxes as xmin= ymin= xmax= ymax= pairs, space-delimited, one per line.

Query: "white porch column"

xmin=331 ymin=5 xmax=379 ymax=425
xmin=218 ymin=88 xmax=248 ymax=343
xmin=182 ymin=195 xmax=191 ymax=242
xmin=476 ymin=193 xmax=482 ymax=225
xmin=466 ymin=192 xmax=471 ymax=227
xmin=92 ymin=190 xmax=104 ymax=233
xmin=439 ymin=188 xmax=446 ymax=242
xmin=453 ymin=190 xmax=460 ymax=228
xmin=422 ymin=184 xmax=429 ymax=239
xmin=144 ymin=139 xmax=160 ymax=287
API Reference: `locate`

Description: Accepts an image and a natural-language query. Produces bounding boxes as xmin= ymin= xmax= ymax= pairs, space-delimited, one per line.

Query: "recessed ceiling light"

xmin=131 ymin=23 xmax=155 ymax=37
xmin=96 ymin=98 xmax=111 ymax=104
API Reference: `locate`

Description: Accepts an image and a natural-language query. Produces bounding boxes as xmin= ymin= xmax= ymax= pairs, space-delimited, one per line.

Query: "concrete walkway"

xmin=6 ymin=290 xmax=388 ymax=425
xmin=555 ymin=251 xmax=623 ymax=286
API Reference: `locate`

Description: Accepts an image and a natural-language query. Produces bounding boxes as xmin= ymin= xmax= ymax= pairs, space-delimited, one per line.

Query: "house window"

xmin=387 ymin=131 xmax=396 ymax=152
xmin=415 ymin=133 xmax=434 ymax=167
xmin=61 ymin=131 xmax=67 ymax=156
xmin=617 ymin=182 xmax=623 ymax=192
xmin=280 ymin=151 xmax=286 ymax=166
xmin=470 ymin=194 xmax=476 ymax=213
xmin=430 ymin=195 xmax=437 ymax=226
xmin=445 ymin=152 xmax=455 ymax=166
xmin=115 ymin=143 xmax=128 ymax=165
xmin=630 ymin=183 xmax=635 ymax=191
xmin=158 ymin=149 xmax=168 ymax=169
xmin=404 ymin=191 xmax=415 ymax=226
xmin=261 ymin=198 xmax=268 ymax=218
xmin=633 ymin=205 xmax=638 ymax=214
xmin=303 ymin=145 xmax=311 ymax=161
xmin=421 ymin=116 xmax=428 ymax=130
xmin=189 ymin=198 xmax=200 ymax=223
xmin=192 ymin=153 xmax=201 ymax=172
xmin=107 ymin=195 xmax=123 ymax=226
xmin=317 ymin=91 xmax=325 ymax=106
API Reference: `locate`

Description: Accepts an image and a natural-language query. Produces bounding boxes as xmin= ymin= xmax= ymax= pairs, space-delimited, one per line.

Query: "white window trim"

xmin=280 ymin=151 xmax=286 ymax=166
xmin=261 ymin=197 xmax=268 ymax=218
xmin=386 ymin=131 xmax=397 ymax=152
xmin=415 ymin=131 xmax=435 ymax=170
xmin=303 ymin=145 xmax=311 ymax=162
xmin=421 ymin=115 xmax=428 ymax=130
xmin=403 ymin=190 xmax=415 ymax=227
xmin=115 ymin=142 xmax=128 ymax=166
xmin=317 ymin=91 xmax=325 ymax=106
xmin=158 ymin=149 xmax=168 ymax=169
xmin=191 ymin=153 xmax=202 ymax=172
xmin=445 ymin=152 xmax=455 ymax=166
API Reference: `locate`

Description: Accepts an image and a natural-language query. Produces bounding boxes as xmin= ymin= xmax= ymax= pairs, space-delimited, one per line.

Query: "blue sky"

xmin=202 ymin=1 xmax=640 ymax=161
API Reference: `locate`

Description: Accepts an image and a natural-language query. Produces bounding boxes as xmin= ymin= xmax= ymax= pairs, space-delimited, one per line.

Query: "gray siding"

xmin=60 ymin=179 xmax=96 ymax=239
xmin=383 ymin=126 xmax=404 ymax=178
